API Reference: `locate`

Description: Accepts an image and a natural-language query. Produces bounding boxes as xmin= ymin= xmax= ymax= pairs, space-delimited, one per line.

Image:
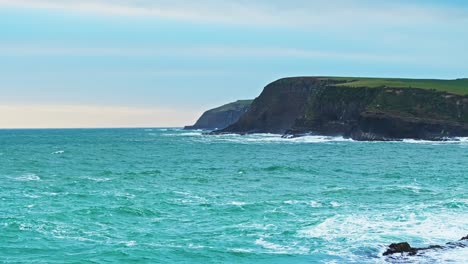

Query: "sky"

xmin=0 ymin=0 xmax=467 ymax=128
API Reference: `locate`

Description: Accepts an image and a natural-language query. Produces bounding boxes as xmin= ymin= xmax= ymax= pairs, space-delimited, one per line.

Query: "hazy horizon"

xmin=1 ymin=0 xmax=468 ymax=128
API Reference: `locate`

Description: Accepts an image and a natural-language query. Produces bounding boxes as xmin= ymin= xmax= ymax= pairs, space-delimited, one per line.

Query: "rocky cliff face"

xmin=219 ymin=77 xmax=468 ymax=140
xmin=185 ymin=100 xmax=253 ymax=130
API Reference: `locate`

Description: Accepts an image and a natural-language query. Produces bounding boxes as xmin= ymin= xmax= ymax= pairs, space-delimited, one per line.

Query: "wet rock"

xmin=383 ymin=242 xmax=417 ymax=256
xmin=383 ymin=235 xmax=468 ymax=256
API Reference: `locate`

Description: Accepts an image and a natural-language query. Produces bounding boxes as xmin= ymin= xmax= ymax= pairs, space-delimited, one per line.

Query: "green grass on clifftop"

xmin=323 ymin=77 xmax=468 ymax=95
xmin=210 ymin=100 xmax=253 ymax=113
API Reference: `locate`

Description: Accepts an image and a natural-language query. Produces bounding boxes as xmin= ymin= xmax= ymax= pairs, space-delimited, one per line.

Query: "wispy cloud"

xmin=0 ymin=44 xmax=419 ymax=64
xmin=0 ymin=0 xmax=466 ymax=29
xmin=4 ymin=43 xmax=465 ymax=68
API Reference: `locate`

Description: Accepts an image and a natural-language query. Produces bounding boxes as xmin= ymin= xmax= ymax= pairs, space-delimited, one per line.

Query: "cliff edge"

xmin=185 ymin=100 xmax=253 ymax=130
xmin=219 ymin=77 xmax=468 ymax=140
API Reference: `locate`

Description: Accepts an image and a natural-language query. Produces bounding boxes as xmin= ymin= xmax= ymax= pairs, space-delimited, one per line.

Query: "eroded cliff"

xmin=185 ymin=100 xmax=253 ymax=130
xmin=219 ymin=77 xmax=468 ymax=140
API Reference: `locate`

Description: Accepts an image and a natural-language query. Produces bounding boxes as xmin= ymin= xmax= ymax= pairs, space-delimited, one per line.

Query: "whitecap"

xmin=81 ymin=176 xmax=112 ymax=182
xmin=19 ymin=223 xmax=32 ymax=231
xmin=236 ymin=223 xmax=276 ymax=231
xmin=397 ymin=184 xmax=422 ymax=193
xmin=255 ymin=238 xmax=309 ymax=254
xmin=255 ymin=238 xmax=286 ymax=252
xmin=125 ymin=241 xmax=137 ymax=247
xmin=180 ymin=132 xmax=203 ymax=136
xmin=188 ymin=243 xmax=205 ymax=249
xmin=288 ymin=135 xmax=353 ymax=143
xmin=310 ymin=201 xmax=322 ymax=207
xmin=298 ymin=211 xmax=467 ymax=251
xmin=24 ymin=193 xmax=40 ymax=198
xmin=163 ymin=132 xmax=203 ymax=137
xmin=52 ymin=150 xmax=65 ymax=154
xmin=229 ymin=248 xmax=253 ymax=253
xmin=43 ymin=192 xmax=59 ymax=196
xmin=422 ymin=246 xmax=468 ymax=263
xmin=228 ymin=201 xmax=247 ymax=206
xmin=196 ymin=133 xmax=354 ymax=144
xmin=330 ymin=201 xmax=341 ymax=207
xmin=15 ymin=173 xmax=40 ymax=181
xmin=455 ymin=137 xmax=468 ymax=142
xmin=284 ymin=200 xmax=300 ymax=205
xmin=173 ymin=191 xmax=191 ymax=195
xmin=402 ymin=137 xmax=468 ymax=144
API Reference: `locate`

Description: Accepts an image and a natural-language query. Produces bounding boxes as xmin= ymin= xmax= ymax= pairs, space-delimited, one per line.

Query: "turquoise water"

xmin=1 ymin=128 xmax=467 ymax=263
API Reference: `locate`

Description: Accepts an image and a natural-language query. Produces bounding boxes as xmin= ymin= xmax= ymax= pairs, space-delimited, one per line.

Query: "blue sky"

xmin=0 ymin=0 xmax=467 ymax=127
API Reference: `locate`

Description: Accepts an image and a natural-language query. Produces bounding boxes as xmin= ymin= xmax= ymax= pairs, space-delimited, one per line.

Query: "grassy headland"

xmin=320 ymin=77 xmax=468 ymax=95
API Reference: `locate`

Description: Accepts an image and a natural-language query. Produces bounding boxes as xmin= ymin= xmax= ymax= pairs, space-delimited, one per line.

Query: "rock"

xmin=184 ymin=100 xmax=252 ymax=131
xmin=383 ymin=242 xmax=417 ymax=256
xmin=217 ymin=77 xmax=468 ymax=141
xmin=383 ymin=236 xmax=468 ymax=256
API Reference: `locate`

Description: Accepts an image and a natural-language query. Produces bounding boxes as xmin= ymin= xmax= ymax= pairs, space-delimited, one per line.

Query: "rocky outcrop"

xmin=184 ymin=100 xmax=253 ymax=130
xmin=383 ymin=235 xmax=467 ymax=256
xmin=218 ymin=77 xmax=468 ymax=140
xmin=383 ymin=242 xmax=441 ymax=256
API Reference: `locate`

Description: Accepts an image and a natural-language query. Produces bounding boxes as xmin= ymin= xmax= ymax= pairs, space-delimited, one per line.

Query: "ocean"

xmin=1 ymin=128 xmax=467 ymax=263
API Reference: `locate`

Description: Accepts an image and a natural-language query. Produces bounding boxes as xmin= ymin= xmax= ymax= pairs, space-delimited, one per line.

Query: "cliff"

xmin=219 ymin=77 xmax=468 ymax=140
xmin=184 ymin=100 xmax=253 ymax=130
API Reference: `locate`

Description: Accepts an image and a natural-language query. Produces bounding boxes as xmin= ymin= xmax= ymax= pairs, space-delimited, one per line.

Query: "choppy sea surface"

xmin=1 ymin=128 xmax=467 ymax=263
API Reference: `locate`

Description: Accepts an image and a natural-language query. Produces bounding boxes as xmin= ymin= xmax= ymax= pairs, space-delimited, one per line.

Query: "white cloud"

xmin=0 ymin=0 xmax=465 ymax=29
xmin=4 ymin=44 xmax=465 ymax=68
xmin=0 ymin=44 xmax=415 ymax=63
xmin=0 ymin=104 xmax=198 ymax=128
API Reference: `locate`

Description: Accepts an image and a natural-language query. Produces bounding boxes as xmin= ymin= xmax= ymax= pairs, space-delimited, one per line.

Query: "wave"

xmin=163 ymin=132 xmax=204 ymax=137
xmin=191 ymin=133 xmax=353 ymax=144
xmin=402 ymin=137 xmax=468 ymax=144
xmin=23 ymin=193 xmax=40 ymax=199
xmin=228 ymin=248 xmax=253 ymax=253
xmin=14 ymin=173 xmax=41 ymax=181
xmin=297 ymin=210 xmax=467 ymax=262
xmin=283 ymin=200 xmax=323 ymax=208
xmin=80 ymin=176 xmax=112 ymax=182
xmin=255 ymin=237 xmax=309 ymax=255
xmin=228 ymin=201 xmax=247 ymax=206
xmin=121 ymin=240 xmax=137 ymax=247
xmin=165 ymin=130 xmax=468 ymax=145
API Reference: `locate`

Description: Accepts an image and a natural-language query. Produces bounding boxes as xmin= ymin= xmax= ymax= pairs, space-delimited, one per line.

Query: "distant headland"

xmin=184 ymin=100 xmax=252 ymax=130
xmin=187 ymin=77 xmax=468 ymax=141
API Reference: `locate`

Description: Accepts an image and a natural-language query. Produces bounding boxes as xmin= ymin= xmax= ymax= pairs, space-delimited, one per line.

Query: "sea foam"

xmin=15 ymin=173 xmax=41 ymax=181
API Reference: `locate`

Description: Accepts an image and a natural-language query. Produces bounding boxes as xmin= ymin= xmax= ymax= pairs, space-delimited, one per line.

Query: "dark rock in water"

xmin=217 ymin=77 xmax=468 ymax=141
xmin=184 ymin=100 xmax=252 ymax=131
xmin=383 ymin=235 xmax=468 ymax=256
xmin=383 ymin=242 xmax=417 ymax=256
